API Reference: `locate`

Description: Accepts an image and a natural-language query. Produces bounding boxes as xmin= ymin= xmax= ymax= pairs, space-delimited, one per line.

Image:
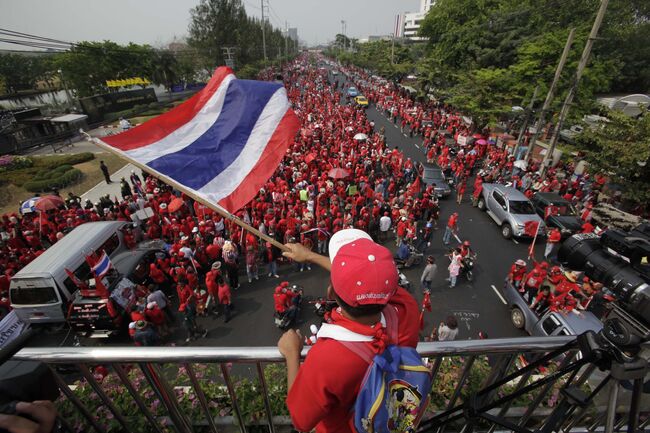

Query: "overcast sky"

xmin=0 ymin=0 xmax=421 ymax=50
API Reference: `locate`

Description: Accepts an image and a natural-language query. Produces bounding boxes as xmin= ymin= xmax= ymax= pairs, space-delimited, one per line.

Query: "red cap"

xmin=329 ymin=230 xmax=398 ymax=307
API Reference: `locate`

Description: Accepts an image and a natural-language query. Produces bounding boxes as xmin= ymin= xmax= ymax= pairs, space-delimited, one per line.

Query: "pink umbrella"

xmin=34 ymin=195 xmax=65 ymax=212
xmin=328 ymin=168 xmax=350 ymax=179
xmin=476 ymin=139 xmax=488 ymax=145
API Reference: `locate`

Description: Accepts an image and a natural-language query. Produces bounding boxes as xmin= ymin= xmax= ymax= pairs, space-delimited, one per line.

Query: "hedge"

xmin=39 ymin=152 xmax=94 ymax=169
xmin=24 ymin=167 xmax=83 ymax=192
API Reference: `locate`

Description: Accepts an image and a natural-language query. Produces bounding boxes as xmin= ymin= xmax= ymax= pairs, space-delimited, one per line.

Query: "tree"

xmin=0 ymin=53 xmax=52 ymax=94
xmin=575 ymin=110 xmax=650 ymax=205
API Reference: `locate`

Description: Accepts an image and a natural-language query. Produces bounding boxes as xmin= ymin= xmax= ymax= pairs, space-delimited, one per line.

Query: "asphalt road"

xmin=26 ymin=68 xmax=551 ymax=350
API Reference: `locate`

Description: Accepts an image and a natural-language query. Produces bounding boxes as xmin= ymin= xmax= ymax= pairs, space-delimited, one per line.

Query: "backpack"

xmin=319 ymin=306 xmax=433 ymax=433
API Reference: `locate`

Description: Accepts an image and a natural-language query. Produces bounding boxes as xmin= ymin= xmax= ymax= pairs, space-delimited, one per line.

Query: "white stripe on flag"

xmin=125 ymin=74 xmax=236 ymax=164
xmin=197 ymin=87 xmax=290 ymax=203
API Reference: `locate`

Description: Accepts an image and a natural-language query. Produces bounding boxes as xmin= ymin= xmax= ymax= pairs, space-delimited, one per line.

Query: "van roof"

xmin=14 ymin=221 xmax=127 ymax=278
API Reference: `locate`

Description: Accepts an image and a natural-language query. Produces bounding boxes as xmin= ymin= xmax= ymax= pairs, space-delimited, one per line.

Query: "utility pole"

xmin=524 ymin=28 xmax=575 ymax=162
xmin=283 ymin=22 xmax=287 ymax=58
xmin=513 ymin=85 xmax=539 ymax=159
xmin=260 ymin=0 xmax=269 ymax=62
xmin=341 ymin=20 xmax=347 ymax=52
xmin=540 ymin=0 xmax=609 ymax=177
xmin=222 ymin=47 xmax=237 ymax=69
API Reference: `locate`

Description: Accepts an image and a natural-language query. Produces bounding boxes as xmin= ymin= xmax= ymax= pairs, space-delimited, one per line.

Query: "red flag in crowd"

xmin=544 ymin=205 xmax=559 ymax=220
xmin=408 ymin=176 xmax=421 ymax=195
xmin=65 ymin=268 xmax=89 ymax=291
xmin=524 ymin=221 xmax=540 ymax=237
xmin=423 ymin=291 xmax=432 ymax=312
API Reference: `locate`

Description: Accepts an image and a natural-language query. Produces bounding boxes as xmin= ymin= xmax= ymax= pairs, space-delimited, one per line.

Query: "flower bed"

xmin=0 ymin=154 xmax=33 ymax=173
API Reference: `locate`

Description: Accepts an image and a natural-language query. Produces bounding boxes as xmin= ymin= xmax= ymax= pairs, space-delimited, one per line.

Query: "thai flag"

xmin=91 ymin=251 xmax=112 ymax=278
xmin=100 ymin=67 xmax=300 ymax=213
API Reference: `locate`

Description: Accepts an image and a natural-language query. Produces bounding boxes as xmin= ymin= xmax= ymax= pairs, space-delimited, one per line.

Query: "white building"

xmin=403 ymin=0 xmax=435 ymax=41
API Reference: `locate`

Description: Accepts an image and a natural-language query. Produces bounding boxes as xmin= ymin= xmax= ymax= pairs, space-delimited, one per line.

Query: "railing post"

xmin=604 ymin=380 xmax=619 ymax=433
xmin=48 ymin=366 xmax=107 ymax=433
xmin=220 ymin=363 xmax=247 ymax=433
xmin=139 ymin=363 xmax=194 ymax=433
xmin=255 ymin=362 xmax=276 ymax=433
xmin=438 ymin=355 xmax=475 ymax=433
xmin=112 ymin=363 xmax=165 ymax=433
xmin=183 ymin=363 xmax=220 ymax=433
xmin=77 ymin=363 xmax=132 ymax=433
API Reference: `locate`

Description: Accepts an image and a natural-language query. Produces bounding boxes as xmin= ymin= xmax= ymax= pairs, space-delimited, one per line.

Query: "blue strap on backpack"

xmin=340 ymin=306 xmax=433 ymax=433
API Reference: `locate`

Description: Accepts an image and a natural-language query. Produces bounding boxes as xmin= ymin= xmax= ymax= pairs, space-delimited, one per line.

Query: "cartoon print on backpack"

xmin=387 ymin=380 xmax=424 ymax=433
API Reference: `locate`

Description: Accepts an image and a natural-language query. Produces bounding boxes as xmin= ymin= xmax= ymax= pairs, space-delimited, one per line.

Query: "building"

xmin=288 ymin=28 xmax=298 ymax=43
xmin=403 ymin=0 xmax=435 ymax=41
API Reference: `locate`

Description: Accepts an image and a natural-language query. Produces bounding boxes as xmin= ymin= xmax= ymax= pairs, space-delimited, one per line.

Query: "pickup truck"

xmin=502 ymin=280 xmax=602 ymax=336
xmin=67 ymin=243 xmax=166 ymax=338
xmin=477 ymin=184 xmax=545 ymax=239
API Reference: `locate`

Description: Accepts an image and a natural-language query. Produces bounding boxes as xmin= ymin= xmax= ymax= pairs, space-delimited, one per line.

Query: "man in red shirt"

xmin=545 ymin=228 xmax=562 ymax=261
xmin=443 ymin=212 xmax=458 ymax=245
xmin=278 ymin=229 xmax=419 ymax=433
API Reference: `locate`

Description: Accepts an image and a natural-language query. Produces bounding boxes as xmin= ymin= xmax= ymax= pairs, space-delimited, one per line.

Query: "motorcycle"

xmin=398 ymin=272 xmax=411 ymax=292
xmin=461 ymin=253 xmax=477 ymax=282
xmin=395 ymin=245 xmax=424 ymax=269
xmin=274 ymin=285 xmax=303 ymax=330
xmin=311 ymin=297 xmax=338 ymax=317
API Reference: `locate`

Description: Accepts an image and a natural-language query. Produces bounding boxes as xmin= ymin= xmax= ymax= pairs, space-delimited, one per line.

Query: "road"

xmin=27 ymin=68 xmax=551 ymax=350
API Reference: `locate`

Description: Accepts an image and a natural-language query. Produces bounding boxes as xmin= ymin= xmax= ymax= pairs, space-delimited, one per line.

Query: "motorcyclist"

xmin=459 ymin=241 xmax=474 ymax=259
xmin=273 ymin=282 xmax=300 ymax=325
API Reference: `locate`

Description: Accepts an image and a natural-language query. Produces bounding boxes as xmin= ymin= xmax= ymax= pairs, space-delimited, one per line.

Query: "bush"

xmin=0 ymin=155 xmax=33 ymax=173
xmin=39 ymin=152 xmax=94 ymax=169
xmin=24 ymin=167 xmax=83 ymax=192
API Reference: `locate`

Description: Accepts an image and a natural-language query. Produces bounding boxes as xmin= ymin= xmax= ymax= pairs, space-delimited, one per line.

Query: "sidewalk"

xmin=81 ymin=163 xmax=137 ymax=204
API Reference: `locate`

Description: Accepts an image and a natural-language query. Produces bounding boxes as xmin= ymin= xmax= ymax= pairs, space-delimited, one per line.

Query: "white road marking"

xmin=512 ymin=239 xmax=519 ymax=245
xmin=414 ymin=144 xmax=420 ymax=149
xmin=491 ymin=285 xmax=507 ymax=305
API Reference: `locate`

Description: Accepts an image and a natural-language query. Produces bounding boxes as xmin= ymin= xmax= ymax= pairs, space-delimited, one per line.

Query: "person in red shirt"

xmin=443 ymin=212 xmax=458 ymax=245
xmin=277 ymin=229 xmax=419 ymax=433
xmin=507 ymin=259 xmax=527 ymax=291
xmin=545 ymin=228 xmax=562 ymax=261
xmin=217 ymin=276 xmax=233 ymax=322
xmin=145 ymin=302 xmax=168 ymax=336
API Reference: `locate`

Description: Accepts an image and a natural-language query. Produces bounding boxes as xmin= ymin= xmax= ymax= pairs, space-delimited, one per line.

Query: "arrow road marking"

xmin=491 ymin=285 xmax=507 ymax=305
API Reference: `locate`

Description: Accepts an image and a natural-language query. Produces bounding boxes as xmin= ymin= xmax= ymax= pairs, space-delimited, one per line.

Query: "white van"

xmin=9 ymin=221 xmax=128 ymax=324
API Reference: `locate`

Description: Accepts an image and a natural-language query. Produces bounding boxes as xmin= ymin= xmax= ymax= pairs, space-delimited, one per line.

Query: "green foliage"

xmin=188 ymin=0 xmax=297 ymax=71
xmin=0 ymin=53 xmax=54 ymax=94
xmin=0 ymin=155 xmax=33 ymax=173
xmin=332 ymin=40 xmax=418 ymax=81
xmin=0 ymin=152 xmax=92 ymax=188
xmin=24 ymin=166 xmax=83 ymax=192
xmin=575 ymin=110 xmax=650 ymax=204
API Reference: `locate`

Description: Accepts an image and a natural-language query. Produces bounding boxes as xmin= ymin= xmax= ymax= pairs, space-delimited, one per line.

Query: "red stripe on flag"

xmin=102 ymin=67 xmax=234 ymax=151
xmin=218 ymin=109 xmax=300 ymax=213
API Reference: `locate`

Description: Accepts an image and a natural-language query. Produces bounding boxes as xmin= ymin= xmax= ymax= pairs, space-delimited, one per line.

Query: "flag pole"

xmin=85 ymin=133 xmax=290 ymax=252
xmin=529 ymin=221 xmax=540 ymax=261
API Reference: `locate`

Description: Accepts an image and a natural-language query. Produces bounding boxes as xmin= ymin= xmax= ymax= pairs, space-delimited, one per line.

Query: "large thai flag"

xmin=100 ymin=67 xmax=300 ymax=213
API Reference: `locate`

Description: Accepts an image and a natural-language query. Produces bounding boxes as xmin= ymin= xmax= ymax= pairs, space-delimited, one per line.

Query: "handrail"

xmin=13 ymin=335 xmax=576 ymax=363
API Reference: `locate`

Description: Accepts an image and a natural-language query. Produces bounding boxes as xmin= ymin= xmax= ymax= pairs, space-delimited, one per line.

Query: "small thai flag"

xmin=91 ymin=251 xmax=112 ymax=278
xmin=99 ymin=67 xmax=300 ymax=213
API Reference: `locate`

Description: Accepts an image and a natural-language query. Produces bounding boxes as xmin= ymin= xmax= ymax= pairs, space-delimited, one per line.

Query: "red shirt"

xmin=286 ymin=288 xmax=419 ymax=433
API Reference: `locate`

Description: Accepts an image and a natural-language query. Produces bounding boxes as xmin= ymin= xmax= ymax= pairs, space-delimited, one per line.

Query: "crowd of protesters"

xmin=0 ymin=55 xmax=638 ymax=342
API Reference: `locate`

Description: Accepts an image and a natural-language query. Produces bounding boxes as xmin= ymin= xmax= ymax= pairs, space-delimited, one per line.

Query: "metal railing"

xmin=12 ymin=336 xmax=649 ymax=433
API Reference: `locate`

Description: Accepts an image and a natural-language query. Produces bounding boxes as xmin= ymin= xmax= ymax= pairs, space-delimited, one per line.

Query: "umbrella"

xmin=514 ymin=160 xmax=528 ymax=170
xmin=193 ymin=201 xmax=214 ymax=217
xmin=168 ymin=197 xmax=185 ymax=213
xmin=305 ymin=153 xmax=317 ymax=164
xmin=328 ymin=168 xmax=350 ymax=179
xmin=34 ymin=195 xmax=65 ymax=212
xmin=476 ymin=139 xmax=488 ymax=145
xmin=353 ymin=133 xmax=368 ymax=141
xmin=20 ymin=197 xmax=40 ymax=214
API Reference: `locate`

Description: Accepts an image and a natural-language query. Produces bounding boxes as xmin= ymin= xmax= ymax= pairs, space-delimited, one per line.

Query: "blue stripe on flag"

xmin=146 ymin=79 xmax=282 ymax=189
xmin=92 ymin=254 xmax=111 ymax=276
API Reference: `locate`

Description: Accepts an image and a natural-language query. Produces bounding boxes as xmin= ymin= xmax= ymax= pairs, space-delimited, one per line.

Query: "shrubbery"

xmin=24 ymin=165 xmax=83 ymax=192
xmin=0 ymin=155 xmax=33 ymax=173
xmin=0 ymin=152 xmax=93 ymax=189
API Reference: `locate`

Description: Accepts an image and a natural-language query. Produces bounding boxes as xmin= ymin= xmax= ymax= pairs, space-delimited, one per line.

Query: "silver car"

xmin=477 ymin=183 xmax=545 ymax=239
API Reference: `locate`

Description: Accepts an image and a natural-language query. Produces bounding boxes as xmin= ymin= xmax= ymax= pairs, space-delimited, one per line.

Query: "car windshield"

xmin=509 ymin=200 xmax=535 ymax=214
xmin=551 ymin=202 xmax=577 ymax=216
xmin=424 ymin=169 xmax=444 ymax=180
xmin=10 ymin=286 xmax=59 ymax=305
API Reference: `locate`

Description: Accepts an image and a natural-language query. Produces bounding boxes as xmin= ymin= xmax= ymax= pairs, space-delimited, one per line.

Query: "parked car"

xmin=502 ymin=281 xmax=602 ymax=336
xmin=420 ymin=163 xmax=451 ymax=198
xmin=354 ymin=95 xmax=369 ymax=108
xmin=67 ymin=242 xmax=167 ymax=338
xmin=477 ymin=184 xmax=545 ymax=239
xmin=531 ymin=192 xmax=582 ymax=238
xmin=346 ymin=87 xmax=359 ymax=97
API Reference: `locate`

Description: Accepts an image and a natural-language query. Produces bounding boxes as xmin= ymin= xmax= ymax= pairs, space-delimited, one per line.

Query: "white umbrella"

xmin=514 ymin=160 xmax=528 ymax=170
xmin=353 ymin=133 xmax=368 ymax=141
